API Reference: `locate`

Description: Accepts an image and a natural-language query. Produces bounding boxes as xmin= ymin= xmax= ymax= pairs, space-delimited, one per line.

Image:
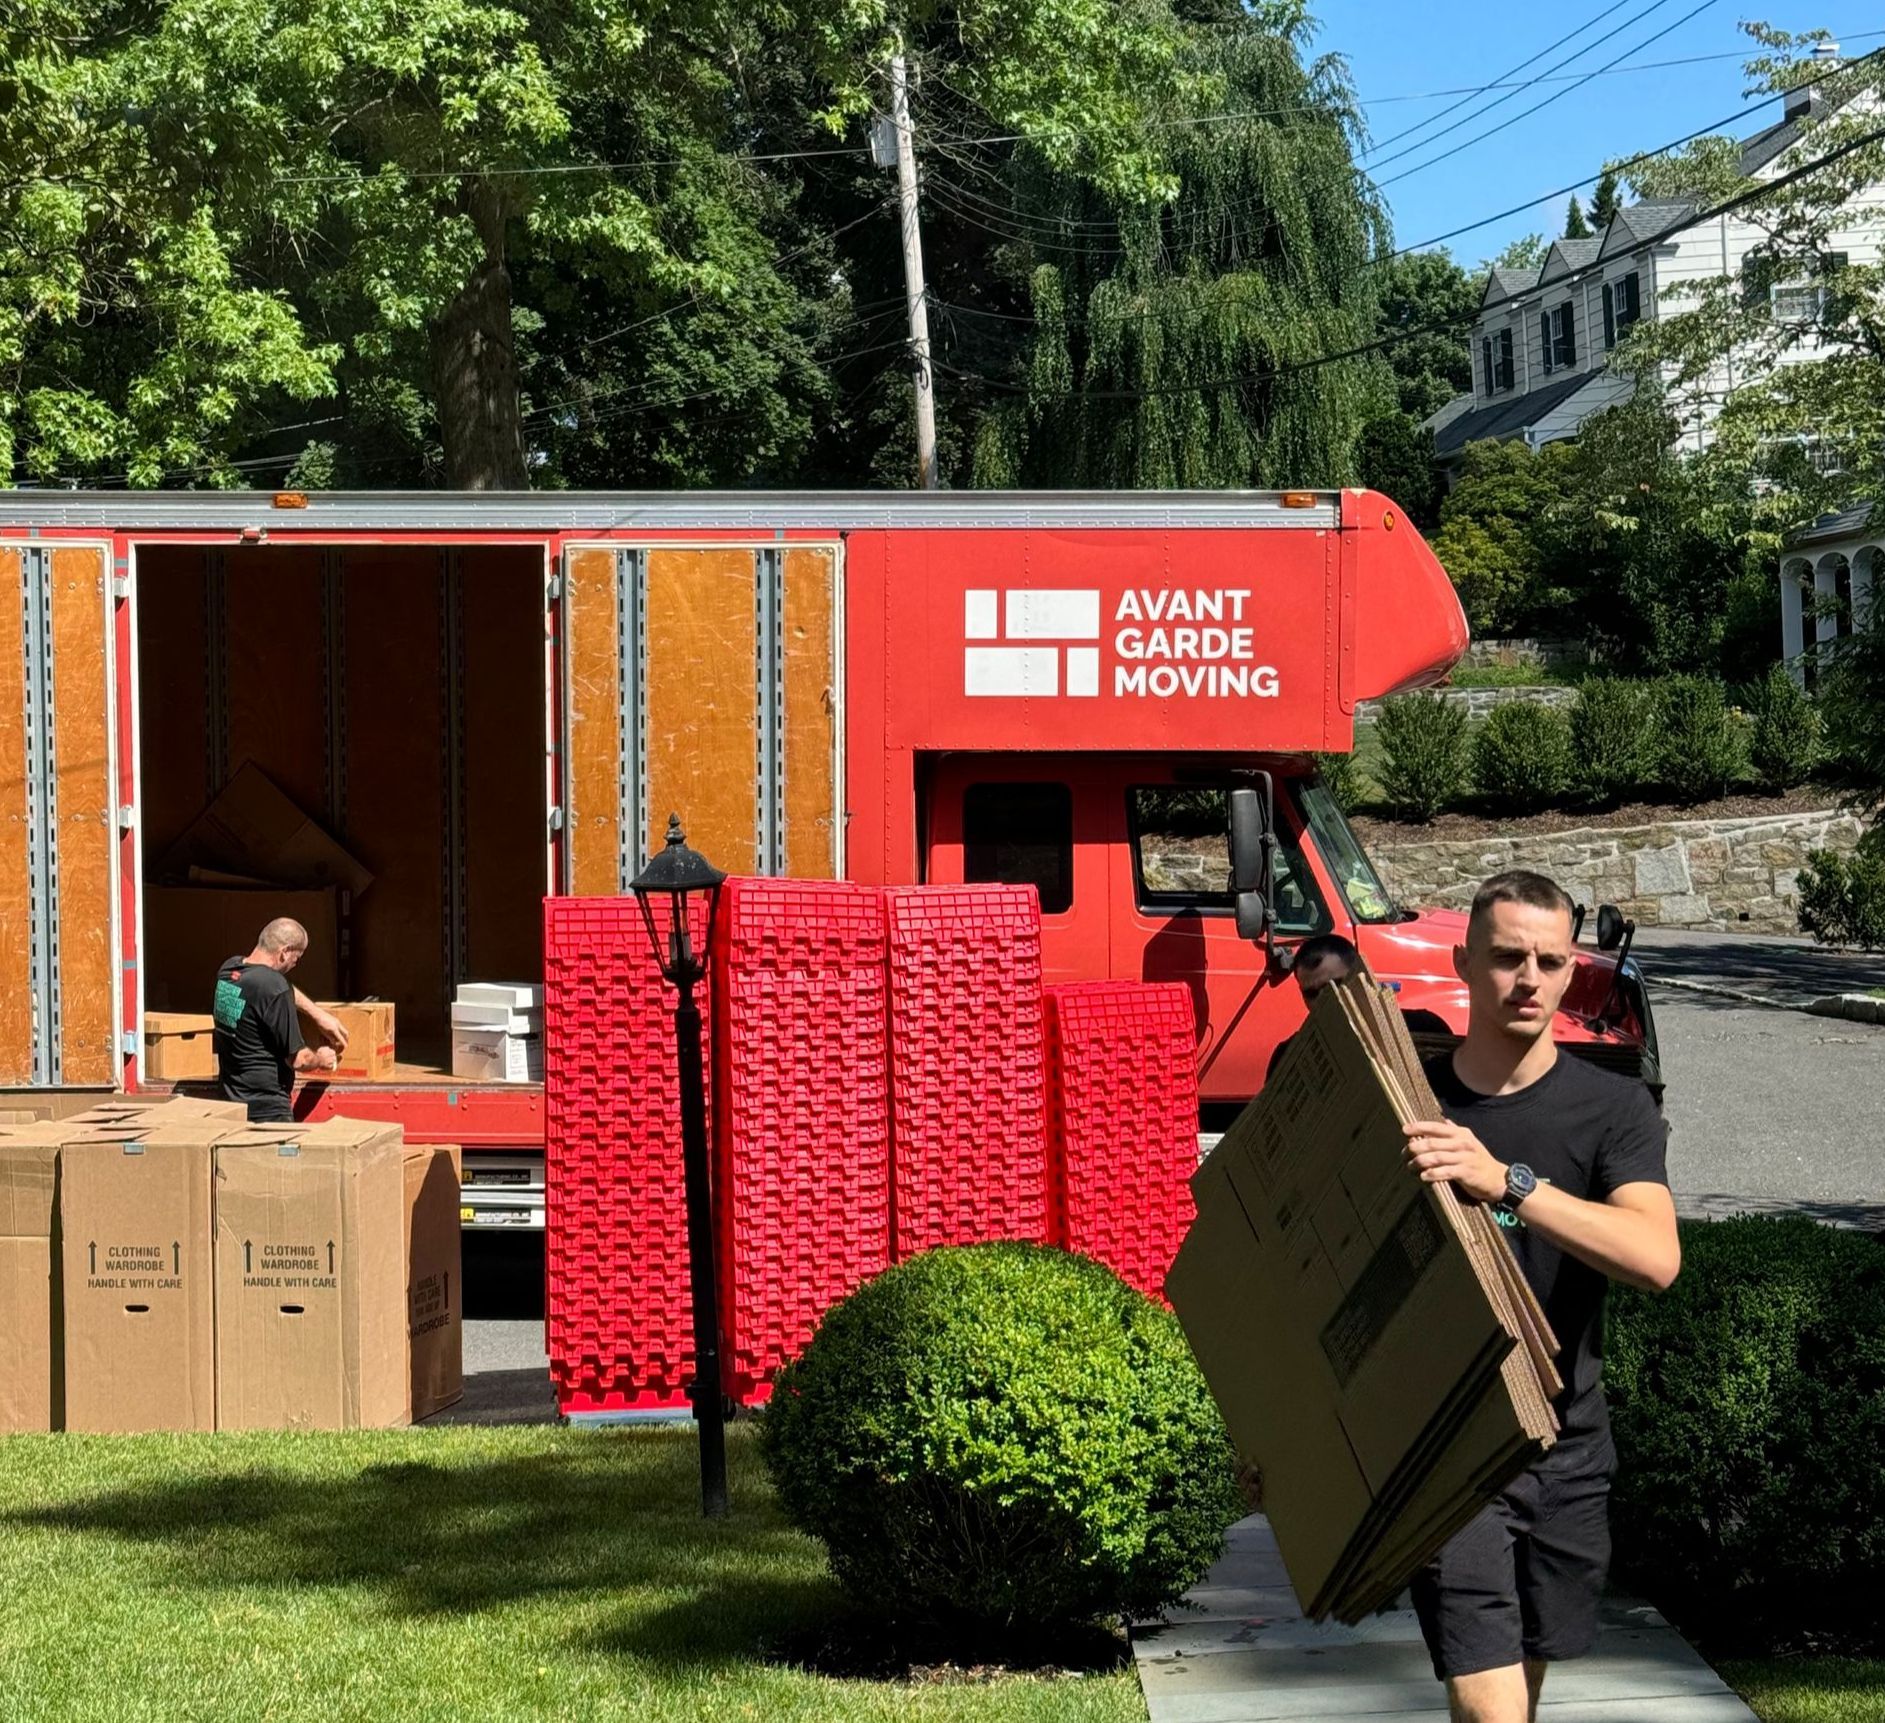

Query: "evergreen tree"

xmin=1564 ymin=196 xmax=1591 ymax=239
xmin=1590 ymin=169 xmax=1622 ymax=229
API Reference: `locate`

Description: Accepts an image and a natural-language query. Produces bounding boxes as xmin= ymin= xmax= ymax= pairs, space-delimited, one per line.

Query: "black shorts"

xmin=1410 ymin=1458 xmax=1613 ymax=1681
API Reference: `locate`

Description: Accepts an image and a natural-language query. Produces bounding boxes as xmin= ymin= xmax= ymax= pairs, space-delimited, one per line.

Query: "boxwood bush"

xmin=1649 ymin=675 xmax=1748 ymax=803
xmin=1375 ymin=694 xmax=1469 ymax=822
xmin=1570 ymin=677 xmax=1651 ymax=802
xmin=1473 ymin=702 xmax=1573 ymax=812
xmin=1796 ymin=838 xmax=1885 ymax=950
xmin=1607 ymin=1218 xmax=1885 ymax=1640
xmin=1744 ymin=664 xmax=1822 ymax=791
xmin=759 ymin=1243 xmax=1241 ymax=1635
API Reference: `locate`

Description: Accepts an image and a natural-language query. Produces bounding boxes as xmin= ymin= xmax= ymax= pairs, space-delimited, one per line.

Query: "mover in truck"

xmin=0 ymin=490 xmax=1658 ymax=1226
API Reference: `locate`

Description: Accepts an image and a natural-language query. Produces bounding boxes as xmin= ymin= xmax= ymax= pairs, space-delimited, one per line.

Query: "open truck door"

xmin=558 ymin=542 xmax=844 ymax=891
xmin=0 ymin=542 xmax=122 ymax=1088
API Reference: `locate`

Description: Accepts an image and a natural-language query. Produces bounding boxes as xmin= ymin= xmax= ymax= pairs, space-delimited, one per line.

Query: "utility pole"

xmin=887 ymin=51 xmax=940 ymax=489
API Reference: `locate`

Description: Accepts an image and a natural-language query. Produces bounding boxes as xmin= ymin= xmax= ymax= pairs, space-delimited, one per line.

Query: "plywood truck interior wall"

xmin=135 ymin=544 xmax=548 ymax=1068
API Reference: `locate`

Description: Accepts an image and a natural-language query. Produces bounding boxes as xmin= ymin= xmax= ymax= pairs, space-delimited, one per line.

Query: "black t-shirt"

xmin=213 ymin=956 xmax=303 ymax=1121
xmin=1423 ymin=1050 xmax=1668 ymax=1463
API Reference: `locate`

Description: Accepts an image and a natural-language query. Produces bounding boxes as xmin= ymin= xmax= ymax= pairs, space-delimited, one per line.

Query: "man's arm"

xmin=1402 ymin=1120 xmax=1682 ymax=1293
xmin=291 ymin=987 xmax=349 ymax=1052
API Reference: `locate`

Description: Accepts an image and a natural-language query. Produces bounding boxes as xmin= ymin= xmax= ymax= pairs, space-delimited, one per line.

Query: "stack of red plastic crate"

xmin=711 ymin=878 xmax=892 ymax=1404
xmin=1044 ymin=980 xmax=1199 ymax=1303
xmin=543 ymin=882 xmax=1198 ymax=1417
xmin=542 ymin=896 xmax=708 ymax=1415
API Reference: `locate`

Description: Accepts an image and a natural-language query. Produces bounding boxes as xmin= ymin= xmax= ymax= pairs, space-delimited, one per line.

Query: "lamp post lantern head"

xmin=630 ymin=815 xmax=726 ymax=984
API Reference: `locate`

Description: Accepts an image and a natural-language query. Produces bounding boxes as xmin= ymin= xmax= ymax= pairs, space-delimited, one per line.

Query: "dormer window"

xmin=1602 ymin=272 xmax=1641 ymax=348
xmin=1540 ymin=302 xmax=1576 ymax=374
xmin=1482 ymin=327 xmax=1515 ymax=394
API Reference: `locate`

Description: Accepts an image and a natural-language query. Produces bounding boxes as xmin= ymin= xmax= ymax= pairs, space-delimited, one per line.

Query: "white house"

xmin=1425 ymin=44 xmax=1883 ymax=473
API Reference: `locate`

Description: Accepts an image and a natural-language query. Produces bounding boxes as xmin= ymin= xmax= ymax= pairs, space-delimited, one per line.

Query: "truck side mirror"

xmin=1596 ymin=904 xmax=1625 ymax=951
xmin=1228 ymin=781 xmax=1276 ymax=950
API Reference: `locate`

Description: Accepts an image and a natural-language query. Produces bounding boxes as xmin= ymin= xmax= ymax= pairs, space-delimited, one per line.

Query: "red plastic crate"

xmin=883 ymin=885 xmax=1049 ymax=1258
xmin=712 ymin=878 xmax=892 ymax=1402
xmin=1045 ymin=980 xmax=1199 ymax=1301
xmin=544 ymin=895 xmax=710 ymax=1415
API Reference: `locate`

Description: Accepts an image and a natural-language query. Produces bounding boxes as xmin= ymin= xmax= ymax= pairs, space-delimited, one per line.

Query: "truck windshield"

xmin=1295 ymin=779 xmax=1399 ymax=923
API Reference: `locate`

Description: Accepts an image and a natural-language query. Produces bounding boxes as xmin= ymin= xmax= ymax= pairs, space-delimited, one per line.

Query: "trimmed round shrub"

xmin=1607 ymin=1218 xmax=1885 ymax=1639
xmin=1570 ymin=677 xmax=1650 ymax=802
xmin=1375 ymin=693 xmax=1469 ymax=822
xmin=1649 ymin=674 xmax=1748 ymax=803
xmin=759 ymin=1244 xmax=1241 ymax=1633
xmin=1472 ymin=701 xmax=1573 ymax=812
xmin=1745 ymin=664 xmax=1822 ymax=791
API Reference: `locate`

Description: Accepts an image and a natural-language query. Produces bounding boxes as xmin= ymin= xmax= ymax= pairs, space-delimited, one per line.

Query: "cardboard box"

xmin=0 ymin=1090 xmax=119 ymax=1125
xmin=158 ymin=763 xmax=373 ymax=897
xmin=143 ymin=1014 xmax=219 ymax=1083
xmin=450 ymin=1029 xmax=542 ymax=1084
xmin=142 ymin=885 xmax=340 ymax=1011
xmin=296 ymin=1001 xmax=396 ymax=1082
xmin=405 ymin=1144 xmax=463 ymax=1421
xmin=455 ymin=982 xmax=542 ymax=1011
xmin=212 ymin=1119 xmax=409 ymax=1431
xmin=0 ymin=1129 xmax=63 ymax=1431
xmin=60 ymin=1126 xmax=223 ymax=1434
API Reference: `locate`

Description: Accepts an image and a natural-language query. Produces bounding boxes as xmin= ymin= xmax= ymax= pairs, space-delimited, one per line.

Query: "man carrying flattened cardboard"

xmin=1402 ymin=870 xmax=1679 ymax=1723
xmin=213 ymin=918 xmax=348 ymax=1122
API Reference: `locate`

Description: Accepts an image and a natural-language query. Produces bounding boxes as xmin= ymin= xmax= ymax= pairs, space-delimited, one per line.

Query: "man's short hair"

xmin=1295 ymin=933 xmax=1360 ymax=975
xmin=1467 ymin=871 xmax=1575 ymax=940
xmin=257 ymin=917 xmax=309 ymax=954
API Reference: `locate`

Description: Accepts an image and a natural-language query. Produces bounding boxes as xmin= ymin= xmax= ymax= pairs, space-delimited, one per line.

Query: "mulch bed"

xmin=1352 ymin=789 xmax=1847 ymax=845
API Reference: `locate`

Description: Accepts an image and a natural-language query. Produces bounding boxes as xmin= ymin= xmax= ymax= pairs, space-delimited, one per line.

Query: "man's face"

xmin=1453 ymin=900 xmax=1575 ymax=1044
xmin=1296 ymin=957 xmax=1347 ymax=1008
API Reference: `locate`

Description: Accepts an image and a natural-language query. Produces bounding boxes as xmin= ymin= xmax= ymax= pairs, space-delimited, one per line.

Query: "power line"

xmin=1377 ymin=0 xmax=1730 ymax=187
xmin=925 ymin=112 xmax=1885 ymax=407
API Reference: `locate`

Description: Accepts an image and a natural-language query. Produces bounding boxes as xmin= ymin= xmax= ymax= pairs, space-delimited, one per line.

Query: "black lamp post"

xmin=630 ymin=814 xmax=729 ymax=1518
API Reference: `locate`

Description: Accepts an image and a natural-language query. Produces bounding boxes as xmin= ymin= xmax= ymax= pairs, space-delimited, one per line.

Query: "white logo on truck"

xmin=964 ymin=588 xmax=1279 ymax=700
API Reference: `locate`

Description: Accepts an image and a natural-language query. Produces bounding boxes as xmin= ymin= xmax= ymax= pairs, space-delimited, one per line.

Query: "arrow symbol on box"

xmin=89 ymin=1241 xmax=96 ymax=1274
xmin=327 ymin=1240 xmax=335 ymax=1273
xmin=244 ymin=1240 xmax=252 ymax=1273
xmin=173 ymin=1241 xmax=180 ymax=1275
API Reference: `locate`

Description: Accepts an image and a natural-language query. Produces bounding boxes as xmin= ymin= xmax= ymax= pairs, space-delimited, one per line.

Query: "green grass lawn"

xmin=0 ymin=1423 xmax=1146 ymax=1723
xmin=1722 ymin=1659 xmax=1885 ymax=1722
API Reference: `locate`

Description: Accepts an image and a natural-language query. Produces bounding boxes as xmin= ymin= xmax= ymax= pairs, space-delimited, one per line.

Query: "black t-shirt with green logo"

xmin=213 ymin=956 xmax=303 ymax=1121
xmin=1423 ymin=1050 xmax=1668 ymax=1468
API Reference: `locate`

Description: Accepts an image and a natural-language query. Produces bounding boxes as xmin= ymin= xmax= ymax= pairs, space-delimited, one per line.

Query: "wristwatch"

xmin=1501 ymin=1162 xmax=1538 ymax=1213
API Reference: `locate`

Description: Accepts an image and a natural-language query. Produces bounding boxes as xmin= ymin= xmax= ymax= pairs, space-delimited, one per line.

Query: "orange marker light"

xmin=1280 ymin=491 xmax=1317 ymax=508
xmin=272 ymin=491 xmax=309 ymax=510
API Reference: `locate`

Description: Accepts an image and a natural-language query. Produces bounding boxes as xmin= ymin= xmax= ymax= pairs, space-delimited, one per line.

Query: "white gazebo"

xmin=1780 ymin=503 xmax=1879 ymax=686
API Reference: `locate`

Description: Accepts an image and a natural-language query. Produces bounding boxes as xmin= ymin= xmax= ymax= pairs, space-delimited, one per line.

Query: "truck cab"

xmin=923 ymin=751 xmax=1660 ymax=1111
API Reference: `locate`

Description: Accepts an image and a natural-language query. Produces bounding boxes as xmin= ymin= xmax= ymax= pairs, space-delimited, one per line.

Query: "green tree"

xmin=1563 ymin=195 xmax=1591 ymax=239
xmin=1590 ymin=168 xmax=1622 ymax=228
xmin=1355 ymin=414 xmax=1438 ymax=525
xmin=1485 ymin=233 xmax=1546 ymax=273
xmin=968 ymin=1 xmax=1389 ymax=489
xmin=1371 ymin=248 xmax=1477 ymax=420
xmin=1427 ymin=438 xmax=1575 ymax=635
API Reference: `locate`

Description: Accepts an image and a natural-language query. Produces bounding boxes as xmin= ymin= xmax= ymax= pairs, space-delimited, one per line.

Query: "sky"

xmin=1307 ymin=1 xmax=1881 ymax=267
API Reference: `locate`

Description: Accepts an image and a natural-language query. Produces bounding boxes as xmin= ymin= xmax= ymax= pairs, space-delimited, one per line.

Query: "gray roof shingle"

xmin=1430 ymin=370 xmax=1595 ymax=457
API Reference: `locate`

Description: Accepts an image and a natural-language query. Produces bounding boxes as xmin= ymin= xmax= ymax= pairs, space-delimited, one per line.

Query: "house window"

xmin=1540 ymin=302 xmax=1576 ymax=374
xmin=1602 ymin=272 xmax=1641 ymax=348
xmin=1480 ymin=335 xmax=1493 ymax=397
xmin=1772 ymin=252 xmax=1849 ymax=325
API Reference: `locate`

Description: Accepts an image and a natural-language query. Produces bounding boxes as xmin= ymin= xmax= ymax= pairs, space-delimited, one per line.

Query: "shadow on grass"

xmin=2 ymin=1432 xmax=854 ymax=1674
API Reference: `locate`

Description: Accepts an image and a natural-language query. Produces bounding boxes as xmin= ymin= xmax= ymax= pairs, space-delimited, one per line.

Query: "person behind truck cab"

xmin=1264 ymin=933 xmax=1360 ymax=1081
xmin=1402 ymin=870 xmax=1679 ymax=1723
xmin=213 ymin=919 xmax=348 ymax=1123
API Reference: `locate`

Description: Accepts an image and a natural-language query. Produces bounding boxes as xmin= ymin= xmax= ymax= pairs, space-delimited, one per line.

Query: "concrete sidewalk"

xmin=1133 ymin=1517 xmax=1756 ymax=1722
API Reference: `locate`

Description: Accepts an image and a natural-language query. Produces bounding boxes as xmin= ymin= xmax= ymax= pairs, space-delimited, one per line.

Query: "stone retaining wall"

xmin=1369 ymin=807 xmax=1866 ymax=934
xmin=1355 ymin=684 xmax=1578 ymax=725
xmin=1461 ymin=637 xmax=1585 ymax=670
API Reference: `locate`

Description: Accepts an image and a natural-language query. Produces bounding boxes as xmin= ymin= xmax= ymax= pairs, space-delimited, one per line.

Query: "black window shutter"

xmin=1561 ymin=303 xmax=1577 ymax=366
xmin=1603 ymin=282 xmax=1616 ymax=347
xmin=1482 ymin=336 xmax=1493 ymax=394
xmin=1541 ymin=311 xmax=1553 ymax=373
xmin=1623 ymin=273 xmax=1640 ymax=322
xmin=1498 ymin=328 xmax=1514 ymax=390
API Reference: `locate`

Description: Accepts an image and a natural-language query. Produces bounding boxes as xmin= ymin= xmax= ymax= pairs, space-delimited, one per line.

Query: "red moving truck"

xmin=0 ymin=489 xmax=1657 ymax=1225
